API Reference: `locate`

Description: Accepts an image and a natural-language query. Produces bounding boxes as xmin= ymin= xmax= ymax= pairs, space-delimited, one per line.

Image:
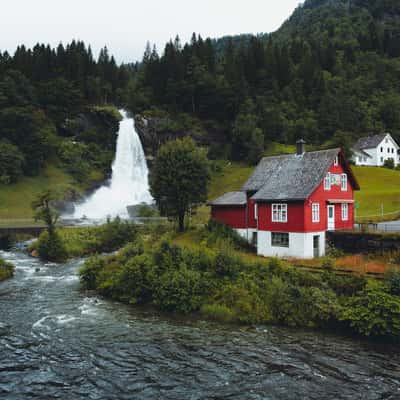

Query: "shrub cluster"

xmin=79 ymin=234 xmax=400 ymax=340
xmin=31 ymin=217 xmax=138 ymax=261
xmin=0 ymin=257 xmax=15 ymax=281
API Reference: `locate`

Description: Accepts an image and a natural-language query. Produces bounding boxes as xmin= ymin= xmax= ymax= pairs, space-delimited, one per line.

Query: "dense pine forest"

xmin=1 ymin=0 xmax=400 ymax=184
xmin=0 ymin=41 xmax=132 ymax=185
xmin=131 ymin=0 xmax=400 ymax=162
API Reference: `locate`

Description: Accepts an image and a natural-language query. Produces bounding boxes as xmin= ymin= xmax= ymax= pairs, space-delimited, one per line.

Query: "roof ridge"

xmin=260 ymin=147 xmax=339 ymax=161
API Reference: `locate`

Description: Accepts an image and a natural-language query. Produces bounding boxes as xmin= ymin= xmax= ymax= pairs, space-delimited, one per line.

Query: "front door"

xmin=327 ymin=205 xmax=335 ymax=231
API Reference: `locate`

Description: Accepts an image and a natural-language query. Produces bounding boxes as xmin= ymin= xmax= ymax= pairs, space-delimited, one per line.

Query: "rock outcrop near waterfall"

xmin=134 ymin=112 xmax=227 ymax=160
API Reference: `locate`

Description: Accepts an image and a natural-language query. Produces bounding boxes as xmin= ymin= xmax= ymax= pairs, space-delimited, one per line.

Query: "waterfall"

xmin=72 ymin=110 xmax=152 ymax=220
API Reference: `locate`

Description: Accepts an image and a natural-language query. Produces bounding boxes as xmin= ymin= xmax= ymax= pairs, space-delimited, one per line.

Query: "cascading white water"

xmin=72 ymin=110 xmax=152 ymax=219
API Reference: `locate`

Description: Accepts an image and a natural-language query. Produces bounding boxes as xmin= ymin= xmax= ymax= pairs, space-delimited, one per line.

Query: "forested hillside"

xmin=130 ymin=0 xmax=400 ymax=163
xmin=0 ymin=42 xmax=131 ymax=185
xmin=1 ymin=0 xmax=400 ymax=186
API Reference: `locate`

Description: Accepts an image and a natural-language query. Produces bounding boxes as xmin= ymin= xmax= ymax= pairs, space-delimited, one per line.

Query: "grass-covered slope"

xmin=0 ymin=164 xmax=77 ymax=223
xmin=353 ymin=166 xmax=400 ymax=220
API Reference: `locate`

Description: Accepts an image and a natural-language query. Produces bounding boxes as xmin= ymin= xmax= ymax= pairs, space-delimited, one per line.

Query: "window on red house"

xmin=272 ymin=204 xmax=287 ymax=222
xmin=341 ymin=174 xmax=347 ymax=191
xmin=312 ymin=203 xmax=320 ymax=223
xmin=324 ymin=173 xmax=331 ymax=190
xmin=342 ymin=204 xmax=348 ymax=220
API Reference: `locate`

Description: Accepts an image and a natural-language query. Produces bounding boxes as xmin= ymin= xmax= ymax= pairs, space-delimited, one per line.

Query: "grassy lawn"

xmin=194 ymin=161 xmax=253 ymax=224
xmin=353 ymin=166 xmax=400 ymax=220
xmin=0 ymin=164 xmax=77 ymax=221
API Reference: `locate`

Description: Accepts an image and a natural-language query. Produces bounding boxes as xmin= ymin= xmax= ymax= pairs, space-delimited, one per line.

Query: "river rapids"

xmin=0 ymin=246 xmax=399 ymax=399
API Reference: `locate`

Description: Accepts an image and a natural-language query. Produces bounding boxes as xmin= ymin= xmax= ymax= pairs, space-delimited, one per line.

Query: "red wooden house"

xmin=210 ymin=141 xmax=360 ymax=259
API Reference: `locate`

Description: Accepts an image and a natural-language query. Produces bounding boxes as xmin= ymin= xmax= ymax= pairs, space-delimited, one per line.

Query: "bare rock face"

xmin=134 ymin=113 xmax=226 ymax=162
xmin=134 ymin=115 xmax=164 ymax=161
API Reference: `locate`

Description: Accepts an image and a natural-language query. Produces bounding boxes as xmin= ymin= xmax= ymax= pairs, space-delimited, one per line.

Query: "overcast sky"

xmin=1 ymin=0 xmax=301 ymax=63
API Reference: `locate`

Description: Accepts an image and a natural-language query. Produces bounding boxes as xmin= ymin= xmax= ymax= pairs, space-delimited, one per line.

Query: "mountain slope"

xmin=129 ymin=0 xmax=400 ymax=164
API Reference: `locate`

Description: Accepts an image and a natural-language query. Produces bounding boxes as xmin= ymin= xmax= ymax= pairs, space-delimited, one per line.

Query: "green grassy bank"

xmin=0 ymin=164 xmax=77 ymax=223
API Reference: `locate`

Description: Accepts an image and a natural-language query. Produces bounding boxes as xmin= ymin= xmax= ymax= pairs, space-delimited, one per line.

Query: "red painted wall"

xmin=247 ymin=198 xmax=258 ymax=229
xmin=306 ymin=158 xmax=355 ymax=231
xmin=257 ymin=201 xmax=306 ymax=232
xmin=211 ymin=206 xmax=247 ymax=229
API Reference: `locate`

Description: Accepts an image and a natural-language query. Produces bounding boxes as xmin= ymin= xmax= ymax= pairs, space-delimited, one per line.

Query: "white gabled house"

xmin=352 ymin=133 xmax=400 ymax=167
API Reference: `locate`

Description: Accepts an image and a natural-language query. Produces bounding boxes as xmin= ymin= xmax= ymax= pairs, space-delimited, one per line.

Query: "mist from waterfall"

xmin=72 ymin=110 xmax=152 ymax=219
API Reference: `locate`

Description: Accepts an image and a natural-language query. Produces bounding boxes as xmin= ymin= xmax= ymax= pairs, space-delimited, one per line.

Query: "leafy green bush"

xmin=58 ymin=218 xmax=138 ymax=258
xmin=383 ymin=158 xmax=395 ymax=169
xmin=205 ymin=220 xmax=254 ymax=251
xmin=35 ymin=230 xmax=68 ymax=263
xmin=384 ymin=269 xmax=400 ymax=296
xmin=212 ymin=249 xmax=243 ymax=279
xmin=265 ymin=276 xmax=339 ymax=328
xmin=79 ymin=255 xmax=106 ymax=290
xmin=200 ymin=303 xmax=235 ymax=323
xmin=0 ymin=258 xmax=15 ymax=281
xmin=215 ymin=281 xmax=270 ymax=324
xmin=322 ymin=271 xmax=367 ymax=296
xmin=154 ymin=266 xmax=204 ymax=313
xmin=340 ymin=282 xmax=400 ymax=338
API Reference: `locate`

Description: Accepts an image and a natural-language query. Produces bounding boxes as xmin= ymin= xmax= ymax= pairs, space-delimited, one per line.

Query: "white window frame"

xmin=342 ymin=204 xmax=349 ymax=221
xmin=271 ymin=232 xmax=289 ymax=248
xmin=272 ymin=203 xmax=288 ymax=223
xmin=254 ymin=203 xmax=258 ymax=220
xmin=324 ymin=173 xmax=331 ymax=190
xmin=334 ymin=156 xmax=338 ymax=166
xmin=341 ymin=174 xmax=347 ymax=191
xmin=312 ymin=203 xmax=320 ymax=223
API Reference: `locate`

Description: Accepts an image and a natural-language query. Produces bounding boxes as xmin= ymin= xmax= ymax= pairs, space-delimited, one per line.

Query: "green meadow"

xmin=0 ymin=164 xmax=77 ymax=225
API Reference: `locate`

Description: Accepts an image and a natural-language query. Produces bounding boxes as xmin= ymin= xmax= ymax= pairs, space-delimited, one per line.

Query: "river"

xmin=0 ymin=245 xmax=399 ymax=399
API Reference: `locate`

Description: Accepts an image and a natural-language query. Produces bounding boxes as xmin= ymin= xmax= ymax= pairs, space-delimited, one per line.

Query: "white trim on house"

xmin=341 ymin=174 xmax=347 ymax=191
xmin=324 ymin=173 xmax=331 ymax=190
xmin=312 ymin=203 xmax=320 ymax=223
xmin=272 ymin=203 xmax=288 ymax=222
xmin=341 ymin=203 xmax=349 ymax=221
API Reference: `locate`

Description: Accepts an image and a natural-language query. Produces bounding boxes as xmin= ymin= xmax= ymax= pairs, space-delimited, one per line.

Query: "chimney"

xmin=296 ymin=139 xmax=306 ymax=155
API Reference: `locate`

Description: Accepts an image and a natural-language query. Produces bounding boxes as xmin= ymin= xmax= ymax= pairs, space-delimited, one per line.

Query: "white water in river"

xmin=72 ymin=110 xmax=152 ymax=219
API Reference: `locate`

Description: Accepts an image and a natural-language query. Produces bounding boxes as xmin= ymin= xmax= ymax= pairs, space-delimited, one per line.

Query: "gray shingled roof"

xmin=209 ymin=191 xmax=247 ymax=206
xmin=352 ymin=148 xmax=372 ymax=158
xmin=352 ymin=134 xmax=387 ymax=151
xmin=242 ymin=149 xmax=356 ymax=201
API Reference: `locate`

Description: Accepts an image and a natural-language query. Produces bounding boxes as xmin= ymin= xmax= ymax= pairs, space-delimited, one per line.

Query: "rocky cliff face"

xmin=134 ymin=113 xmax=227 ymax=161
xmin=59 ymin=107 xmax=120 ymax=152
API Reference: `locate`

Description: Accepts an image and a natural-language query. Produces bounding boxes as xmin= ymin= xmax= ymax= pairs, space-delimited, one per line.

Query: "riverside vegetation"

xmin=78 ymin=220 xmax=400 ymax=341
xmin=0 ymin=257 xmax=15 ymax=281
